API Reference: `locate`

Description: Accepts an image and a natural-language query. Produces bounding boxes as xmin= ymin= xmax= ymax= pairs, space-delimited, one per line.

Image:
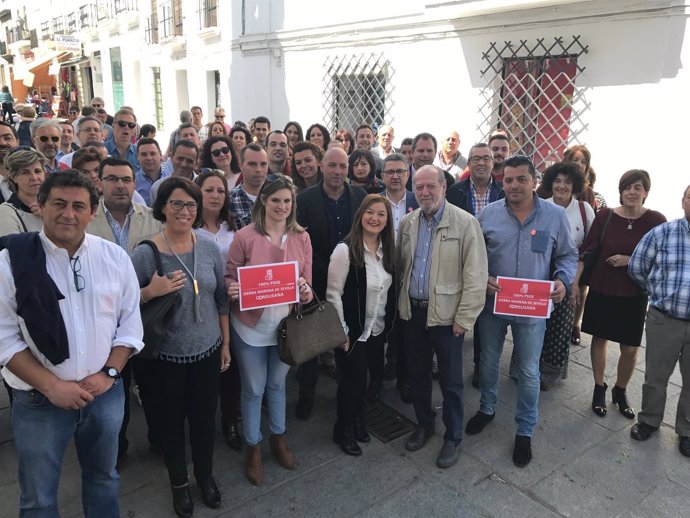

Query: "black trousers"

xmin=131 ymin=357 xmax=163 ymax=449
xmin=385 ymin=319 xmax=408 ymax=387
xmin=148 ymin=347 xmax=220 ymax=486
xmin=366 ymin=333 xmax=386 ymax=386
xmin=219 ymin=357 xmax=241 ymax=425
xmin=335 ymin=333 xmax=385 ymax=429
xmin=473 ymin=321 xmax=482 ymax=366
xmin=118 ymin=361 xmax=132 ymax=456
xmin=404 ymin=306 xmax=465 ymax=442
xmin=296 ymin=357 xmax=319 ymax=398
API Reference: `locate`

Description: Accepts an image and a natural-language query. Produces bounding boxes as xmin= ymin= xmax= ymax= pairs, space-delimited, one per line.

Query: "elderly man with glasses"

xmin=30 ymin=119 xmax=62 ymax=174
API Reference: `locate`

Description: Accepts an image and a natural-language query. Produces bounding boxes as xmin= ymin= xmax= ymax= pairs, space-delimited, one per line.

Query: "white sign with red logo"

xmin=493 ymin=276 xmax=554 ymax=319
xmin=238 ymin=261 xmax=299 ymax=311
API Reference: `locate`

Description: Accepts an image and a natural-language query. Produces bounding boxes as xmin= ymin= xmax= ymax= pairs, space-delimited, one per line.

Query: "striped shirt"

xmin=104 ymin=204 xmax=134 ymax=251
xmin=409 ymin=201 xmax=445 ymax=300
xmin=628 ymin=217 xmax=690 ymax=319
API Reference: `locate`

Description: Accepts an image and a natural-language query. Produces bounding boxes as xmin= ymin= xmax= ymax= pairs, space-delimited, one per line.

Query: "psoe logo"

xmin=265 ymin=269 xmax=273 ymax=281
xmin=519 ymin=283 xmax=529 ymax=294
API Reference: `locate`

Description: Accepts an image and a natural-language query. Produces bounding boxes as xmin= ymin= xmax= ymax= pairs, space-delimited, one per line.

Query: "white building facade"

xmin=1 ymin=0 xmax=688 ymax=216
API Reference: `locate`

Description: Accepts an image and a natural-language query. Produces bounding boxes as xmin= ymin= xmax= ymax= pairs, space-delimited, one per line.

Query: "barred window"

xmin=322 ymin=53 xmax=395 ymax=134
xmin=478 ymin=36 xmax=590 ymax=171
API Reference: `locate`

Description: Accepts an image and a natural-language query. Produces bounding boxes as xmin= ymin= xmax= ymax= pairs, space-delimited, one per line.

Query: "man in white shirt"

xmin=373 ymin=124 xmax=396 ymax=160
xmin=0 ymin=171 xmax=144 ymax=517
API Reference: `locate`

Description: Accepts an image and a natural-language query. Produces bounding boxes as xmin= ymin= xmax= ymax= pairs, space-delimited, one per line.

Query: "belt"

xmin=652 ymin=306 xmax=690 ymax=322
xmin=410 ymin=298 xmax=429 ymax=309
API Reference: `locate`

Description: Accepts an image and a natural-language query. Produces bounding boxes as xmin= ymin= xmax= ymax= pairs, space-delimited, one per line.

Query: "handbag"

xmin=277 ymin=286 xmax=347 ymax=366
xmin=579 ymin=209 xmax=613 ymax=286
xmin=137 ymin=240 xmax=180 ymax=358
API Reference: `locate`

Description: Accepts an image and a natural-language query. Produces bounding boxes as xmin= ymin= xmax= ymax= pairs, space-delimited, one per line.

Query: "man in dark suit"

xmin=446 ymin=142 xmax=505 ymax=388
xmin=381 ymin=152 xmax=418 ymax=402
xmin=295 ymin=146 xmax=367 ymax=419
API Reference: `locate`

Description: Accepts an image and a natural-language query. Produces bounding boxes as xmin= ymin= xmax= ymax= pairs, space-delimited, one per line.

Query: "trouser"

xmin=131 ymin=357 xmax=163 ymax=449
xmin=296 ymin=357 xmax=319 ymax=398
xmin=149 ymin=348 xmax=220 ymax=486
xmin=478 ymin=311 xmax=547 ymax=437
xmin=1 ymin=103 xmax=13 ymax=121
xmin=118 ymin=361 xmax=132 ymax=457
xmin=385 ymin=319 xmax=408 ymax=386
xmin=366 ymin=334 xmax=386 ymax=386
xmin=639 ymin=307 xmax=690 ymax=436
xmin=12 ymin=381 xmax=124 ymax=518
xmin=232 ymin=327 xmax=291 ymax=446
xmin=404 ymin=305 xmax=465 ymax=442
xmin=219 ymin=357 xmax=242 ymax=425
xmin=336 ymin=334 xmax=385 ymax=428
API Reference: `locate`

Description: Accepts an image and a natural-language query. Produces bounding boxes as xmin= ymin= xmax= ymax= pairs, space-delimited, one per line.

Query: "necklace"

xmin=162 ymin=232 xmax=203 ymax=322
xmin=626 ymin=218 xmax=634 ymax=230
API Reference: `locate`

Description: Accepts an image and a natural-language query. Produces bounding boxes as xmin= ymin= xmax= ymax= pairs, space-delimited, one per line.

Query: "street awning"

xmin=28 ymin=51 xmax=71 ymax=74
xmin=59 ymin=55 xmax=89 ymax=68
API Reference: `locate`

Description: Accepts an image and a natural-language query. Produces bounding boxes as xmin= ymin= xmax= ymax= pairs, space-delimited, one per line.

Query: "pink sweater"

xmin=225 ymin=223 xmax=313 ymax=328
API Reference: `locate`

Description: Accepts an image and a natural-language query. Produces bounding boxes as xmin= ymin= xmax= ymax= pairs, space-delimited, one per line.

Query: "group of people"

xmin=0 ymin=104 xmax=688 ymax=518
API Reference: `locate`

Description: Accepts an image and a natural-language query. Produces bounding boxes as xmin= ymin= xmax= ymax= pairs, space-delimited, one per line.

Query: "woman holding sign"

xmin=576 ymin=170 xmax=665 ymax=419
xmin=225 ymin=174 xmax=313 ymax=486
xmin=326 ymin=194 xmax=397 ymax=456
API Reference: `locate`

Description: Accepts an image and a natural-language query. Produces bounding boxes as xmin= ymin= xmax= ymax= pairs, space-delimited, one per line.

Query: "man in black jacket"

xmin=446 ymin=142 xmax=505 ymax=388
xmin=295 ymin=147 xmax=366 ymax=419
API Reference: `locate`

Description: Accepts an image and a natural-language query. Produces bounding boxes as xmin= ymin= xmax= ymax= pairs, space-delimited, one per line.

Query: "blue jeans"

xmin=12 ymin=380 xmax=124 ymax=518
xmin=232 ymin=327 xmax=291 ymax=446
xmin=478 ymin=311 xmax=547 ymax=437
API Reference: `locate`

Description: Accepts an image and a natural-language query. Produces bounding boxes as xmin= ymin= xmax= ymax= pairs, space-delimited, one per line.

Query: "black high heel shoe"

xmin=611 ymin=385 xmax=635 ymax=419
xmin=592 ymin=383 xmax=608 ymax=417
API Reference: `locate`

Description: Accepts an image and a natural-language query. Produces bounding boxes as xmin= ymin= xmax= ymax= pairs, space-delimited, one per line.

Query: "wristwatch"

xmin=100 ymin=366 xmax=121 ymax=380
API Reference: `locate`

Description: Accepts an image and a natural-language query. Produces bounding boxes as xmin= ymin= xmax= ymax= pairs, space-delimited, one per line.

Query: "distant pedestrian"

xmin=0 ymin=85 xmax=14 ymax=122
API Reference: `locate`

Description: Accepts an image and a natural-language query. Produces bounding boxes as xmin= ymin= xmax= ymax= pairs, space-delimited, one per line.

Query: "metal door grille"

xmin=478 ymin=36 xmax=590 ymax=171
xmin=322 ymin=53 xmax=394 ymax=134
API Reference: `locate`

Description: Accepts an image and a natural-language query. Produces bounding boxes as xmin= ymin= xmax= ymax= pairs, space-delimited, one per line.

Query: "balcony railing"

xmin=6 ymin=26 xmax=30 ymax=44
xmin=97 ymin=0 xmax=139 ymax=20
xmin=145 ymin=15 xmax=159 ymax=44
xmin=159 ymin=1 xmax=183 ymax=39
xmin=79 ymin=3 xmax=99 ymax=29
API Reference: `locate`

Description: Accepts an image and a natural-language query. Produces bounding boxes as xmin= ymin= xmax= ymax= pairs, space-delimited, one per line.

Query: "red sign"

xmin=493 ymin=276 xmax=554 ymax=319
xmin=238 ymin=261 xmax=299 ymax=311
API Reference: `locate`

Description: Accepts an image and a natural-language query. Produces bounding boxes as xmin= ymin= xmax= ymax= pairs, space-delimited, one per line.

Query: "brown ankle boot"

xmin=269 ymin=433 xmax=297 ymax=470
xmin=245 ymin=444 xmax=263 ymax=486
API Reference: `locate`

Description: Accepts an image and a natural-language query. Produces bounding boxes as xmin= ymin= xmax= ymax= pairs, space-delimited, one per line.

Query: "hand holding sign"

xmin=493 ymin=276 xmax=554 ymax=319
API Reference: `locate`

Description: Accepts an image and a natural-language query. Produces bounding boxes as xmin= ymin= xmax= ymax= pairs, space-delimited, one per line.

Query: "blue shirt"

xmin=135 ymin=167 xmax=168 ymax=207
xmin=478 ymin=194 xmax=578 ymax=323
xmin=104 ymin=203 xmax=135 ymax=251
xmin=409 ymin=201 xmax=445 ymax=300
xmin=105 ymin=139 xmax=140 ymax=169
xmin=628 ymin=217 xmax=690 ymax=319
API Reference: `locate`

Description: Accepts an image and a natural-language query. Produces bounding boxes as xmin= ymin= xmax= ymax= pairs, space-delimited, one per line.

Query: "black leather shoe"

xmin=366 ymin=381 xmax=382 ymax=402
xmin=383 ymin=361 xmax=397 ymax=382
xmin=591 ymin=383 xmax=608 ymax=417
xmin=465 ymin=411 xmax=495 ymax=436
xmin=630 ymin=422 xmax=658 ymax=441
xmin=513 ymin=435 xmax=532 ymax=467
xmin=436 ymin=439 xmax=461 ymax=468
xmin=295 ymin=396 xmax=314 ymax=420
xmin=398 ymin=384 xmax=413 ymax=404
xmin=355 ymin=417 xmax=370 ymax=443
xmin=198 ymin=476 xmax=221 ymax=509
xmin=339 ymin=429 xmax=362 ymax=457
xmin=222 ymin=422 xmax=243 ymax=451
xmin=171 ymin=485 xmax=194 ymax=518
xmin=679 ymin=436 xmax=690 ymax=457
xmin=405 ymin=425 xmax=435 ymax=452
xmin=471 ymin=365 xmax=479 ymax=389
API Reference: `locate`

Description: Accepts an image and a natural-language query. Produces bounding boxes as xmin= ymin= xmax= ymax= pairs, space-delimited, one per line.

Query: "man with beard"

xmin=31 ymin=119 xmax=62 ymax=174
xmin=0 ymin=121 xmax=19 ymax=202
xmin=150 ymin=140 xmax=199 ymax=205
xmin=266 ymin=131 xmax=289 ymax=175
xmin=446 ymin=143 xmax=505 ymax=387
xmin=458 ymin=131 xmax=511 ymax=183
xmin=253 ymin=116 xmax=271 ymax=148
xmin=229 ymin=143 xmax=269 ymax=228
xmin=355 ymin=124 xmax=383 ymax=174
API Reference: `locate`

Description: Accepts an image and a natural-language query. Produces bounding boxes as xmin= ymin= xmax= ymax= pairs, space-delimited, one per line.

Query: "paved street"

xmin=0 ymin=331 xmax=687 ymax=517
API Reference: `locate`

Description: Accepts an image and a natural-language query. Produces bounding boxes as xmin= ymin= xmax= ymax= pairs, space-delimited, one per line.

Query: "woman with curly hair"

xmin=200 ymin=136 xmax=241 ymax=189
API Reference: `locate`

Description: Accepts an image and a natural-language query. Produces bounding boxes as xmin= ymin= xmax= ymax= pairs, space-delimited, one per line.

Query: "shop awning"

xmin=59 ymin=55 xmax=89 ymax=68
xmin=28 ymin=51 xmax=71 ymax=74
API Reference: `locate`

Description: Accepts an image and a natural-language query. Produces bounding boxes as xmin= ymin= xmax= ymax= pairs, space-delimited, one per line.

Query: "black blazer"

xmin=296 ymin=182 xmax=367 ymax=299
xmin=340 ymin=248 xmax=397 ymax=344
xmin=446 ymin=178 xmax=505 ymax=216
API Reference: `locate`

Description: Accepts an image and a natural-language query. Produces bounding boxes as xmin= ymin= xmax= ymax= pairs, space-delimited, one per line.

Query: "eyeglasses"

xmin=211 ymin=146 xmax=231 ymax=157
xmin=215 ymin=115 xmax=225 ymax=119
xmin=91 ymin=104 xmax=103 ymax=109
xmin=39 ymin=136 xmax=60 ymax=143
xmin=102 ymin=175 xmax=134 ymax=184
xmin=470 ymin=155 xmax=493 ymax=163
xmin=383 ymin=169 xmax=406 ymax=177
xmin=70 ymin=256 xmax=85 ymax=292
xmin=116 ymin=121 xmax=137 ymax=129
xmin=167 ymin=200 xmax=199 ymax=212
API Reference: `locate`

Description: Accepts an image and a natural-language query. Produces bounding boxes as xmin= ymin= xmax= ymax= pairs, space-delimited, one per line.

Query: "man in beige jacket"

xmin=397 ymin=165 xmax=488 ymax=469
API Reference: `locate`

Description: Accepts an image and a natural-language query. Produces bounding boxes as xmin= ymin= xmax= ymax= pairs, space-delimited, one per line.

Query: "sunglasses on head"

xmin=116 ymin=120 xmax=137 ymax=129
xmin=39 ymin=136 xmax=60 ymax=143
xmin=211 ymin=146 xmax=231 ymax=157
